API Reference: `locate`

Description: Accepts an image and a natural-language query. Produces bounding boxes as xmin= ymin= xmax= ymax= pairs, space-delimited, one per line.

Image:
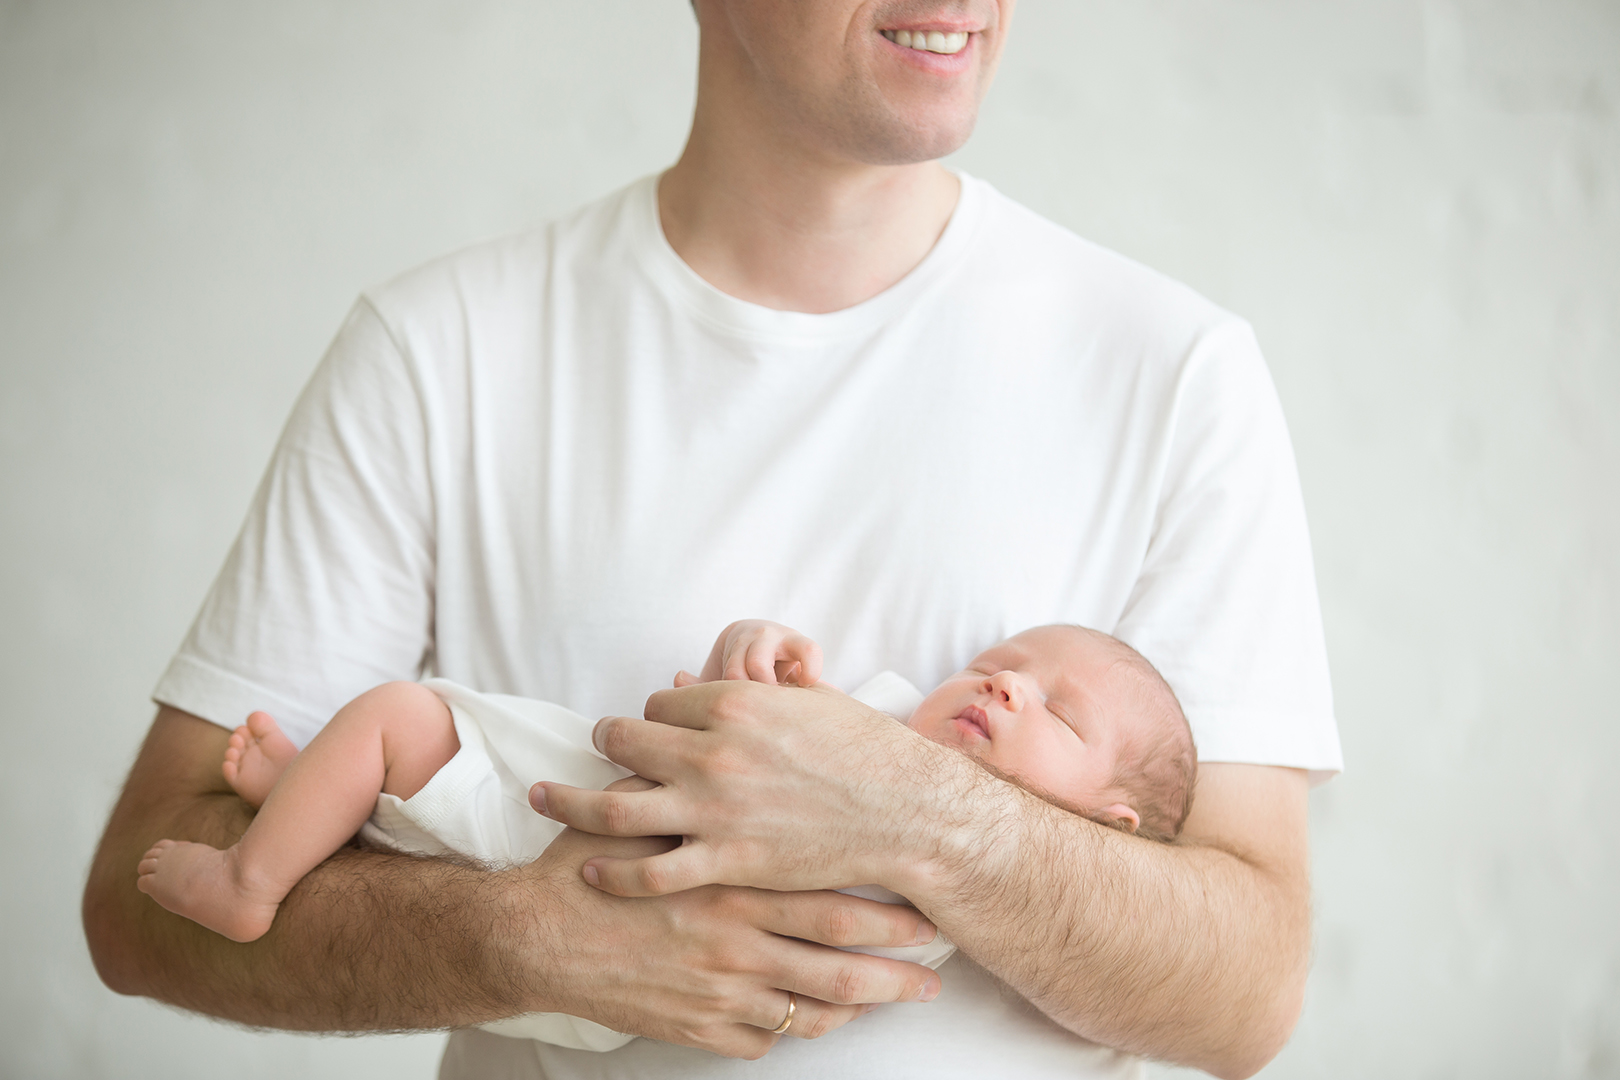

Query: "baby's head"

xmin=908 ymin=626 xmax=1196 ymax=842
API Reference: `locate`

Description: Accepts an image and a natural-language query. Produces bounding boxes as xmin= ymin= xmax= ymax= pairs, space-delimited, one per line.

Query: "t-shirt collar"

xmin=635 ymin=170 xmax=987 ymax=344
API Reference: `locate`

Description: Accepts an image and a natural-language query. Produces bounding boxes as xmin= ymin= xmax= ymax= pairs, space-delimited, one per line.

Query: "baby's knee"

xmin=366 ymin=680 xmax=438 ymax=707
xmin=377 ymin=680 xmax=450 ymax=720
xmin=369 ymin=683 xmax=458 ymax=797
xmin=341 ymin=681 xmax=446 ymax=734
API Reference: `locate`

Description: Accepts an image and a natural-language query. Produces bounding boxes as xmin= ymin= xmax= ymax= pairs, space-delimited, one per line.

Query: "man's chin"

xmin=874 ymin=127 xmax=976 ymax=166
xmin=829 ymin=99 xmax=981 ymax=166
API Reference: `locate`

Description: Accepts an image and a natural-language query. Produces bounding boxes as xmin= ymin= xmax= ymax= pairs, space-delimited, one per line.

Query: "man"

xmin=83 ymin=2 xmax=1341 ymax=1078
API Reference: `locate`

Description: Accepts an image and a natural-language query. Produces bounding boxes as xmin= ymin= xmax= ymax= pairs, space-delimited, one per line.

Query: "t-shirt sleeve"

xmin=1114 ymin=320 xmax=1342 ymax=783
xmin=152 ymin=298 xmax=436 ymax=748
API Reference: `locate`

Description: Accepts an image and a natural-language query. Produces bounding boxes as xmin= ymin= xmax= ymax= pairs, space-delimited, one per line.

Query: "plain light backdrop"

xmin=2 ymin=2 xmax=1616 ymax=1077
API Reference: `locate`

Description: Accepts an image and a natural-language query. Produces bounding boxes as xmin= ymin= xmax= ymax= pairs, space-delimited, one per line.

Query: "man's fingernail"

xmin=917 ymin=976 xmax=941 ymax=1002
xmin=912 ymin=922 xmax=937 ymax=946
xmin=592 ymin=719 xmax=608 ymax=754
xmin=530 ymin=785 xmax=547 ymax=815
xmin=860 ymin=1003 xmax=878 ymax=1016
xmin=582 ymin=864 xmax=600 ymax=887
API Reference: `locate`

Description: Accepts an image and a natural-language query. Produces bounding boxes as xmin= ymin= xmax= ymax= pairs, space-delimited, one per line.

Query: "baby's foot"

xmin=222 ymin=711 xmax=298 ymax=806
xmin=135 ymin=839 xmax=284 ymax=943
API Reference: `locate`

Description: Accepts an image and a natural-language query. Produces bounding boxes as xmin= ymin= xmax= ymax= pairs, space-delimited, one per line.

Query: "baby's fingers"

xmin=720 ymin=633 xmax=764 ymax=682
xmin=743 ymin=636 xmax=785 ymax=684
xmin=781 ymin=633 xmax=824 ymax=687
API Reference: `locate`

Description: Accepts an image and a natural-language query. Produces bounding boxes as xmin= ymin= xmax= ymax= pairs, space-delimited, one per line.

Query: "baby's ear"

xmin=1095 ymin=803 xmax=1140 ymax=834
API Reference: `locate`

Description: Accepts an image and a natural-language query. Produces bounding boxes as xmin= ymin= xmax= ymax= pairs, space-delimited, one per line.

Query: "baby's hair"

xmin=1069 ymin=628 xmax=1197 ymax=843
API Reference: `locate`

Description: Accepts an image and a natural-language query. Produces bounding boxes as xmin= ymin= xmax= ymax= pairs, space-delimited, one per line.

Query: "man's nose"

xmin=985 ymin=670 xmax=1024 ymax=710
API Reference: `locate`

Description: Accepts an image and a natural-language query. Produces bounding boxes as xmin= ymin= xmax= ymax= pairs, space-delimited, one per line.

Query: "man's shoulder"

xmin=358 ymin=176 xmax=655 ymax=335
xmin=967 ymin=177 xmax=1238 ymax=341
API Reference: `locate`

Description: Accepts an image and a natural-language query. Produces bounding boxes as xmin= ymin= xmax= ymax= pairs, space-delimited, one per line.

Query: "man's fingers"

xmin=531 ymin=782 xmax=686 ymax=839
xmin=754 ymin=889 xmax=939 ymax=951
xmin=643 ymin=686 xmax=729 ymax=731
xmin=766 ymin=936 xmax=942 ymax=1007
xmin=779 ymin=1000 xmax=873 ymax=1041
xmin=590 ymin=714 xmax=696 ymax=775
xmin=748 ymin=992 xmax=868 ymax=1041
xmin=602 ymin=773 xmax=661 ymax=794
xmin=750 ymin=989 xmax=799 ymax=1035
xmin=582 ymin=842 xmax=720 ymax=896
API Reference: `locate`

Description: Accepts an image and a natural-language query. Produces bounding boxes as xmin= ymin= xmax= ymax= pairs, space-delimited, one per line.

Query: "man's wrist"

xmin=475 ymin=860 xmax=569 ymax=1019
xmin=880 ymin=733 xmax=1027 ymax=907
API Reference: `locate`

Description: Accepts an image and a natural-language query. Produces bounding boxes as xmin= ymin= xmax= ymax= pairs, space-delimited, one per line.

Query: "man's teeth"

xmin=881 ymin=29 xmax=970 ymax=55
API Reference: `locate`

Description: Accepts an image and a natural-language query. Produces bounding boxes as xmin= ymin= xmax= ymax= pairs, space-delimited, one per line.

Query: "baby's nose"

xmin=986 ymin=670 xmax=1024 ymax=708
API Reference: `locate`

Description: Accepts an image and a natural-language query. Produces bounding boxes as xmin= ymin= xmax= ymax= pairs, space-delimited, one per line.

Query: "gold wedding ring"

xmin=770 ymin=992 xmax=797 ymax=1034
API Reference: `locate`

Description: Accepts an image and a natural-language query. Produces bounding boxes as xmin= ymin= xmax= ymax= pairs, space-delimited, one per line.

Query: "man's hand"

xmin=531 ymin=680 xmax=953 ymax=898
xmin=518 ymin=777 xmax=942 ymax=1057
xmin=531 ymin=680 xmax=1313 ymax=1079
xmin=681 ymin=619 xmax=825 ymax=689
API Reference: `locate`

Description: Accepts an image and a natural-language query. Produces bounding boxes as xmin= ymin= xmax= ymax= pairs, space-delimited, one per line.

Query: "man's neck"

xmin=658 ymin=122 xmax=961 ymax=315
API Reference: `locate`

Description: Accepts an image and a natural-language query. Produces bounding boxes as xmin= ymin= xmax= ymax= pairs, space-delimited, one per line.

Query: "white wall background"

xmin=2 ymin=1 xmax=1615 ymax=1077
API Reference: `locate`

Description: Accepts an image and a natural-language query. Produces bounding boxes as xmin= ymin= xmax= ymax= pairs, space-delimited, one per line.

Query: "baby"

xmin=679 ymin=620 xmax=1196 ymax=840
xmin=137 ymin=620 xmax=1195 ymax=1049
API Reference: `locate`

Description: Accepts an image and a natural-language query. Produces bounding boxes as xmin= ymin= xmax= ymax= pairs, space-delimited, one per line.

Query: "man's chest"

xmin=424 ymin=321 xmax=1163 ymax=715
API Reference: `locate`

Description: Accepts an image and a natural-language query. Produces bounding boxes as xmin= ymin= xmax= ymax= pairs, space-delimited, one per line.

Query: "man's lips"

xmin=880 ymin=27 xmax=972 ymax=55
xmin=953 ymin=705 xmax=991 ymax=741
xmin=878 ymin=30 xmax=976 ymax=72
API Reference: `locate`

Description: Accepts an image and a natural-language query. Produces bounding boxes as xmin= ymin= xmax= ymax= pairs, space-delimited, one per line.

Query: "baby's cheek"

xmin=906 ymin=711 xmax=953 ymax=749
xmin=992 ymin=727 xmax=1065 ymax=788
xmin=906 ymin=714 xmax=939 ymax=741
xmin=904 ymin=703 xmax=935 ymax=734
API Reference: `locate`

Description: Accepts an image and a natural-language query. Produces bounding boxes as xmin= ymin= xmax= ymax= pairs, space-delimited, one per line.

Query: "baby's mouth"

xmin=954 ymin=706 xmax=990 ymax=741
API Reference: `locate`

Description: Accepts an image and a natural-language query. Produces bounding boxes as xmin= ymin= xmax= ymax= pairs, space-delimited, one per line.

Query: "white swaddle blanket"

xmin=358 ymin=674 xmax=956 ymax=1051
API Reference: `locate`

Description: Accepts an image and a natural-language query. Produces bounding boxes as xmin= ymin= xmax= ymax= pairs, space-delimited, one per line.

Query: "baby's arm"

xmin=136 ymin=682 xmax=459 ymax=943
xmin=678 ymin=620 xmax=824 ymax=688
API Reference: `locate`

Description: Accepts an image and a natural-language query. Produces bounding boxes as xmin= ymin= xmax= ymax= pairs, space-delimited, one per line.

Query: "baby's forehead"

xmin=992 ymin=624 xmax=1118 ymax=669
xmin=978 ymin=626 xmax=1120 ymax=694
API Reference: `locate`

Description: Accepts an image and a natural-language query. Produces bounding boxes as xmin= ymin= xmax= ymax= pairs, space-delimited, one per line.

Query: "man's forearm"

xmin=86 ymin=708 xmax=945 ymax=1054
xmin=904 ymin=759 xmax=1312 ymax=1080
xmin=83 ymin=709 xmax=533 ymax=1031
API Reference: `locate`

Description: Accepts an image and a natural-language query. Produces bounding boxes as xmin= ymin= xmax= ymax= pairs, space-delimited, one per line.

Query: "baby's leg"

xmin=136 ymin=682 xmax=460 ymax=942
xmin=222 ymin=711 xmax=299 ymax=807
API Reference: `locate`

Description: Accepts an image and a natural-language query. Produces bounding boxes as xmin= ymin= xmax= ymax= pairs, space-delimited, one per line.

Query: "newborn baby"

xmin=137 ymin=620 xmax=1195 ymax=1049
xmin=681 ymin=620 xmax=1196 ymax=840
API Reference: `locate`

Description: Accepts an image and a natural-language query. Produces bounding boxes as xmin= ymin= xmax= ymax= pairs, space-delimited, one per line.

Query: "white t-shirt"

xmin=154 ymin=173 xmax=1341 ymax=1079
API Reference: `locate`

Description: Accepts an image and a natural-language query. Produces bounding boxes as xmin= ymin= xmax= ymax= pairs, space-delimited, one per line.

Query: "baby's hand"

xmin=676 ymin=620 xmax=824 ymax=689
